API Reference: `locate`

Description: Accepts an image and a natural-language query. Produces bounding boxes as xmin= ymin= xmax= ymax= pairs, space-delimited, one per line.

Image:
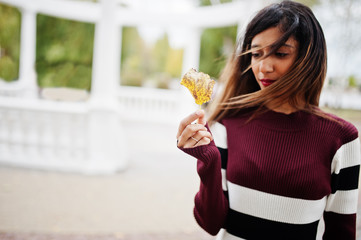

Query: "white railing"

xmin=0 ymin=104 xmax=88 ymax=172
xmin=118 ymin=86 xmax=195 ymax=123
xmin=0 ymin=86 xmax=196 ymax=173
xmin=0 ymin=97 xmax=128 ymax=174
xmin=320 ymin=89 xmax=361 ymax=110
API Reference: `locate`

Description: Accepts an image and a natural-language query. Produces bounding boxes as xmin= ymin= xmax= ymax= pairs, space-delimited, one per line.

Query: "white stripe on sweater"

xmin=331 ymin=138 xmax=360 ymax=174
xmin=228 ymin=181 xmax=327 ymax=224
xmin=325 ymin=189 xmax=359 ymax=214
xmin=221 ymin=169 xmax=228 ymax=191
xmin=212 ymin=122 xmax=228 ymax=192
xmin=211 ymin=122 xmax=227 ymax=149
xmin=216 ymin=229 xmax=245 ymax=240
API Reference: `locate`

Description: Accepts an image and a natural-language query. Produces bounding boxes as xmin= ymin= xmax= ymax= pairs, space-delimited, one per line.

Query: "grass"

xmin=322 ymin=107 xmax=361 ymax=122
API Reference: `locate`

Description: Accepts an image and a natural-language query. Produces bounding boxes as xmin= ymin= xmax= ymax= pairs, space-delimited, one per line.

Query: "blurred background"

xmin=0 ymin=0 xmax=360 ymax=239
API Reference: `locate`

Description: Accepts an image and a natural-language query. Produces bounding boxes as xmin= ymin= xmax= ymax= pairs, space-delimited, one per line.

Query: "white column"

xmin=87 ymin=0 xmax=127 ymax=173
xmin=19 ymin=7 xmax=37 ymax=98
xmin=90 ymin=0 xmax=121 ymax=109
xmin=181 ymin=27 xmax=202 ymax=74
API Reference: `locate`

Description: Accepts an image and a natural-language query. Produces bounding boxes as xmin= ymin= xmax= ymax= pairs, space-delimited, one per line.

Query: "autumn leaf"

xmin=180 ymin=68 xmax=215 ymax=107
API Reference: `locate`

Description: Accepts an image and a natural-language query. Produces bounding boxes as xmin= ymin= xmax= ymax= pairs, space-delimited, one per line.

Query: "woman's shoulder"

xmin=315 ymin=108 xmax=359 ymax=143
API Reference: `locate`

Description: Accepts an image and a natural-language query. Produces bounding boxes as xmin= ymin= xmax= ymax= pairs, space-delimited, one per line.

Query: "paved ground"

xmin=0 ymin=121 xmax=213 ymax=240
xmin=1 ymin=113 xmax=361 ymax=240
xmin=0 ymin=232 xmax=212 ymax=240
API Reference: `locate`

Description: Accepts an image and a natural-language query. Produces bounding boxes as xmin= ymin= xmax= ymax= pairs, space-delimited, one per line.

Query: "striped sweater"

xmin=180 ymin=109 xmax=360 ymax=240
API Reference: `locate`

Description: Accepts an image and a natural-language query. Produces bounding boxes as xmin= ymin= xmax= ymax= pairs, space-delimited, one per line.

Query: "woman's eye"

xmin=251 ymin=52 xmax=261 ymax=58
xmin=275 ymin=52 xmax=288 ymax=57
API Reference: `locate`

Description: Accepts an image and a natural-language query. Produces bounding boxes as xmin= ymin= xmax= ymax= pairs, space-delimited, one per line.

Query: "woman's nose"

xmin=259 ymin=57 xmax=274 ymax=73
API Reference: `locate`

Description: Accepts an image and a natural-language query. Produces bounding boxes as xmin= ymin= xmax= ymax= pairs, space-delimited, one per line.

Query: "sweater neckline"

xmin=253 ymin=109 xmax=313 ymax=131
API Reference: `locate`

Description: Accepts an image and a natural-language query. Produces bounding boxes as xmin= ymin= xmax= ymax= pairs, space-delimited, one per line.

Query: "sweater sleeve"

xmin=179 ymin=122 xmax=229 ymax=236
xmin=323 ymin=136 xmax=360 ymax=240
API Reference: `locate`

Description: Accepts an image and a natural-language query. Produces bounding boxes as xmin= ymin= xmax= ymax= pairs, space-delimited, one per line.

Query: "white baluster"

xmin=71 ymin=115 xmax=86 ymax=150
xmin=6 ymin=110 xmax=20 ymax=160
xmin=0 ymin=109 xmax=9 ymax=142
xmin=37 ymin=113 xmax=52 ymax=162
xmin=0 ymin=109 xmax=9 ymax=159
xmin=57 ymin=114 xmax=71 ymax=149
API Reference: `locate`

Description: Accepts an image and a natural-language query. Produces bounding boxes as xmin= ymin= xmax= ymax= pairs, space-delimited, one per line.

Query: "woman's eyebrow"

xmin=282 ymin=43 xmax=296 ymax=49
xmin=250 ymin=43 xmax=296 ymax=49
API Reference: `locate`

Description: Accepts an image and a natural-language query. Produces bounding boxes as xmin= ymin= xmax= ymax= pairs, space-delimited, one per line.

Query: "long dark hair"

xmin=208 ymin=1 xmax=328 ymax=123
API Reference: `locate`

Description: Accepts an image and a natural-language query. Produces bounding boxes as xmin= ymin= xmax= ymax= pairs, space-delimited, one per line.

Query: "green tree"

xmin=121 ymin=28 xmax=184 ymax=89
xmin=165 ymin=48 xmax=183 ymax=78
xmin=199 ymin=25 xmax=237 ymax=79
xmin=151 ymin=34 xmax=183 ymax=88
xmin=36 ymin=14 xmax=94 ymax=90
xmin=297 ymin=0 xmax=320 ymax=7
xmin=199 ymin=0 xmax=233 ymax=6
xmin=0 ymin=3 xmax=21 ymax=82
xmin=120 ymin=27 xmax=147 ymax=86
xmin=152 ymin=34 xmax=170 ymax=73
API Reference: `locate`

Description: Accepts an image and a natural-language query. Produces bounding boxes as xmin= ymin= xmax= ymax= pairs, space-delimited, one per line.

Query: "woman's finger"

xmin=177 ymin=124 xmax=207 ymax=147
xmin=194 ymin=137 xmax=211 ymax=147
xmin=176 ymin=110 xmax=205 ymax=139
xmin=185 ymin=136 xmax=211 ymax=148
xmin=191 ymin=130 xmax=213 ymax=143
xmin=178 ymin=130 xmax=213 ymax=148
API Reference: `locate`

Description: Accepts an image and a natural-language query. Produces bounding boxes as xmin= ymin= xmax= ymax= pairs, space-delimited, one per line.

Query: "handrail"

xmin=0 ymin=0 xmax=100 ymax=23
xmin=0 ymin=0 xmax=250 ymax=27
xmin=116 ymin=1 xmax=255 ymax=27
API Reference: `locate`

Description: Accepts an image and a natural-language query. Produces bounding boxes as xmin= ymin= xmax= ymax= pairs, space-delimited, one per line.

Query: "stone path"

xmin=0 ymin=232 xmax=212 ymax=240
xmin=0 ymin=121 xmax=213 ymax=240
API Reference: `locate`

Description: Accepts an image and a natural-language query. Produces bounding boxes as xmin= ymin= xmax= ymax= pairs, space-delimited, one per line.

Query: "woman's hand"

xmin=176 ymin=110 xmax=213 ymax=148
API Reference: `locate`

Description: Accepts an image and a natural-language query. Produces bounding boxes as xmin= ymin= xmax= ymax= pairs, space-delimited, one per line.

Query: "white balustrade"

xmin=0 ymin=87 xmax=195 ymax=173
xmin=118 ymin=86 xmax=196 ymax=123
xmin=0 ymin=99 xmax=89 ymax=172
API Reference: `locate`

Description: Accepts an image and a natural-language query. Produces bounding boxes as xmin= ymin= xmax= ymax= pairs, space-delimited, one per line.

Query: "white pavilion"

xmin=0 ymin=0 xmax=263 ymax=174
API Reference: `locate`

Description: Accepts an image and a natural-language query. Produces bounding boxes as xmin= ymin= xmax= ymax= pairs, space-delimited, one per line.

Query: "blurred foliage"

xmin=36 ymin=14 xmax=94 ymax=90
xmin=348 ymin=75 xmax=360 ymax=89
xmin=296 ymin=0 xmax=321 ymax=7
xmin=0 ymin=4 xmax=20 ymax=82
xmin=121 ymin=27 xmax=183 ymax=88
xmin=120 ymin=27 xmax=146 ymax=87
xmin=199 ymin=0 xmax=233 ymax=6
xmin=199 ymin=0 xmax=320 ymax=7
xmin=199 ymin=26 xmax=237 ymax=79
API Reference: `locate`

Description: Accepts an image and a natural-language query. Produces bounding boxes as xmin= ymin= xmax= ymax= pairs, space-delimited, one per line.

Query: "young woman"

xmin=176 ymin=1 xmax=360 ymax=239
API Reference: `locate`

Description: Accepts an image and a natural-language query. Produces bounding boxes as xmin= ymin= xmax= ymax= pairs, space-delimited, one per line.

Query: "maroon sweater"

xmin=181 ymin=109 xmax=360 ymax=240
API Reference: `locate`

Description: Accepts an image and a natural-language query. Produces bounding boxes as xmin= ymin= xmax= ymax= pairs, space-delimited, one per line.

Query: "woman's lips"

xmin=260 ymin=79 xmax=276 ymax=87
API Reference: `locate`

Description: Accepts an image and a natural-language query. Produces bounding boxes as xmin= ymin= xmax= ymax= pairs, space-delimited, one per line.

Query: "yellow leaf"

xmin=180 ymin=68 xmax=215 ymax=107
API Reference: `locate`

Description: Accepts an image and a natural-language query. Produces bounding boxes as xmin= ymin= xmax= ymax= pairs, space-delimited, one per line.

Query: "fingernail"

xmin=196 ymin=110 xmax=203 ymax=116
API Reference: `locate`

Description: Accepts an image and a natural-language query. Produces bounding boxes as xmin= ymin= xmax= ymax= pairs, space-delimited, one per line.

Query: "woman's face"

xmin=251 ymin=27 xmax=299 ymax=90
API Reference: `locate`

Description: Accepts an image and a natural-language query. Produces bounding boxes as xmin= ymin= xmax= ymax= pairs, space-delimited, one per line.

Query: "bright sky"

xmin=314 ymin=0 xmax=361 ymax=78
xmin=124 ymin=0 xmax=196 ymax=48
